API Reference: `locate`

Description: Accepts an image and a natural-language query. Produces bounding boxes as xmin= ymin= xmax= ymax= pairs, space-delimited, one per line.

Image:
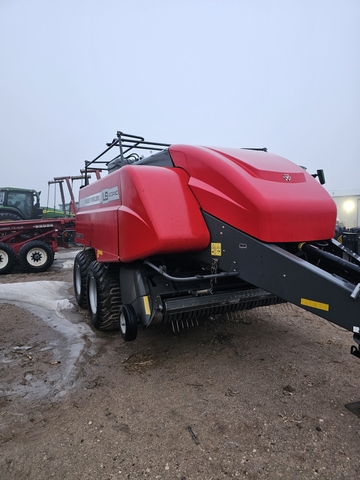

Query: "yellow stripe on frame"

xmin=143 ymin=296 xmax=151 ymax=315
xmin=300 ymin=298 xmax=329 ymax=312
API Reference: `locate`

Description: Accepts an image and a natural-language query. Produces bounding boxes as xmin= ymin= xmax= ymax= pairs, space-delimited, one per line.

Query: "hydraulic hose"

xmin=299 ymin=242 xmax=360 ymax=280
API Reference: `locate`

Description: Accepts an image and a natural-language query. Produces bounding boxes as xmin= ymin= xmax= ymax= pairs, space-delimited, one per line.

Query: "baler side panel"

xmin=75 ymin=174 xmax=121 ymax=261
xmin=118 ymin=165 xmax=210 ymax=262
xmin=169 ymin=145 xmax=337 ymax=243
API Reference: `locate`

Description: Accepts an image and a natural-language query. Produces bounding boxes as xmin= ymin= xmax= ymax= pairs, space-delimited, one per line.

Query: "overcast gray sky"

xmin=1 ymin=0 xmax=359 ymax=205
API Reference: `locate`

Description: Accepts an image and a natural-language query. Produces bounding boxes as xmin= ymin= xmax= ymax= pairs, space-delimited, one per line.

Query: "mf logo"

xmin=283 ymin=174 xmax=291 ymax=182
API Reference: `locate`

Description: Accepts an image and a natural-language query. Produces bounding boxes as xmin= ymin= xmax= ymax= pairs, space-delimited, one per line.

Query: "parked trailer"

xmin=0 ymin=217 xmax=75 ymax=274
xmin=73 ymin=131 xmax=360 ymax=360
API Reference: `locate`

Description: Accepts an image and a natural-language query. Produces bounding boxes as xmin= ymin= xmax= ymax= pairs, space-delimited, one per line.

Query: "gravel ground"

xmin=0 ymin=248 xmax=360 ymax=479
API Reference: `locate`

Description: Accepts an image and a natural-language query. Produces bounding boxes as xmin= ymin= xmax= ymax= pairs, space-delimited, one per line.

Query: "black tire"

xmin=0 ymin=212 xmax=23 ymax=222
xmin=73 ymin=249 xmax=96 ymax=308
xmin=119 ymin=304 xmax=138 ymax=342
xmin=18 ymin=240 xmax=54 ymax=273
xmin=86 ymin=261 xmax=122 ymax=330
xmin=0 ymin=242 xmax=16 ymax=275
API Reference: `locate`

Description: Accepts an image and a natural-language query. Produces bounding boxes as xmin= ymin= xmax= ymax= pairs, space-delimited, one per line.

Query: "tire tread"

xmin=73 ymin=249 xmax=96 ymax=308
xmin=0 ymin=242 xmax=16 ymax=275
xmin=87 ymin=261 xmax=122 ymax=330
xmin=18 ymin=240 xmax=54 ymax=273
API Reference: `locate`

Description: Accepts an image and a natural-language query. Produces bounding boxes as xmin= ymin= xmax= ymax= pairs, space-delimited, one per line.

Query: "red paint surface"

xmin=76 ymin=165 xmax=210 ymax=261
xmin=76 ymin=144 xmax=337 ymax=262
xmin=170 ymin=145 xmax=337 ymax=242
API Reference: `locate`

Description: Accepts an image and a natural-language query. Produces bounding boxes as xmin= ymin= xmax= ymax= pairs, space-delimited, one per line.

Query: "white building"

xmin=328 ymin=189 xmax=360 ymax=228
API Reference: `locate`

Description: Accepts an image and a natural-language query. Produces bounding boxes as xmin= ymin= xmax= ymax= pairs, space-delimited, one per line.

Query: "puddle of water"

xmin=0 ymin=280 xmax=100 ymax=400
xmin=40 ymin=346 xmax=55 ymax=352
xmin=0 ymin=281 xmax=73 ymax=314
xmin=53 ymin=248 xmax=80 ymax=270
xmin=0 ymin=352 xmax=13 ymax=364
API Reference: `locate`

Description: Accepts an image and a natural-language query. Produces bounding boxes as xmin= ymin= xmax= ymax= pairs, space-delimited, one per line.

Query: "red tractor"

xmin=73 ymin=131 xmax=360 ymax=358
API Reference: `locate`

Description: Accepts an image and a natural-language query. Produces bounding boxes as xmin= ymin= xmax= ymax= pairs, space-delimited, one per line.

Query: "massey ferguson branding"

xmin=79 ymin=186 xmax=119 ymax=208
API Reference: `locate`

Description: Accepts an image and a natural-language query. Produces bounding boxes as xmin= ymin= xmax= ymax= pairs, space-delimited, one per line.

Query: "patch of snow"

xmin=0 ymin=281 xmax=73 ymax=316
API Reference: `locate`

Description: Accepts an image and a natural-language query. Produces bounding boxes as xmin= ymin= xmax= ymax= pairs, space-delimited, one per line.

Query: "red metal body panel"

xmin=169 ymin=145 xmax=337 ymax=242
xmin=75 ymin=179 xmax=122 ymax=261
xmin=76 ymin=165 xmax=210 ymax=262
xmin=118 ymin=165 xmax=209 ymax=261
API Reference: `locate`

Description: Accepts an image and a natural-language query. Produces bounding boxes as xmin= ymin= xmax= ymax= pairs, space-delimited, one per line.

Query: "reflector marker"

xmin=300 ymin=298 xmax=329 ymax=311
xmin=143 ymin=296 xmax=151 ymax=315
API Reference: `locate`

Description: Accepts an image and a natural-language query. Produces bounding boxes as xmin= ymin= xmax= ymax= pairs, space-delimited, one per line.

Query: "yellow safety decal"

xmin=96 ymin=249 xmax=103 ymax=258
xmin=300 ymin=298 xmax=329 ymax=312
xmin=211 ymin=242 xmax=222 ymax=256
xmin=143 ymin=296 xmax=151 ymax=316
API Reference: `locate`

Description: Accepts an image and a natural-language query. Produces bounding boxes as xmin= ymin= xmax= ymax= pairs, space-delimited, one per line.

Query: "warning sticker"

xmin=211 ymin=242 xmax=222 ymax=256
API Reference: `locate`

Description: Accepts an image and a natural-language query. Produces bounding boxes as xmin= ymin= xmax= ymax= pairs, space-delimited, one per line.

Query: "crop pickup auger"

xmin=73 ymin=131 xmax=360 ymax=359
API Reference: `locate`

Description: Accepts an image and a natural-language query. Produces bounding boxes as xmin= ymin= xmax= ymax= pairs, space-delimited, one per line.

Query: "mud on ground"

xmin=0 ymin=248 xmax=360 ymax=479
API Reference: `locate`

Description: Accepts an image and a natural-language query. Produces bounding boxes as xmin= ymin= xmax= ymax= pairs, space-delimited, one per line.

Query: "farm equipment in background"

xmin=0 ymin=217 xmax=75 ymax=274
xmin=72 ymin=131 xmax=360 ymax=359
xmin=0 ymin=172 xmax=95 ymax=222
xmin=335 ymin=226 xmax=360 ymax=256
xmin=45 ymin=174 xmax=98 ymax=217
xmin=0 ymin=175 xmax=93 ymax=274
xmin=0 ymin=171 xmax=102 ymax=274
xmin=43 ymin=172 xmax=102 ymax=217
xmin=0 ymin=187 xmax=43 ymax=221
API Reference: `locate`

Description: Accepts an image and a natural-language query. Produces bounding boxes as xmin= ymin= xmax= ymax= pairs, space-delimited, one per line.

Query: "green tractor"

xmin=0 ymin=186 xmax=76 ymax=222
xmin=0 ymin=187 xmax=43 ymax=221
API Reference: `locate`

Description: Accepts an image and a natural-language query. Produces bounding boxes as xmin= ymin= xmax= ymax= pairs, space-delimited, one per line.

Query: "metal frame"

xmin=84 ymin=131 xmax=171 ymax=184
xmin=198 ymin=212 xmax=360 ymax=335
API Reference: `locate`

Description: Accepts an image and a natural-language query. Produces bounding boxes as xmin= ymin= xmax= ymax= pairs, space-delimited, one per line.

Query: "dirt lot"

xmin=1 ymin=248 xmax=360 ymax=479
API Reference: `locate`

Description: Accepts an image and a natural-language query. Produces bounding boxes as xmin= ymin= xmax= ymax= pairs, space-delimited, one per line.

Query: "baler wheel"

xmin=73 ymin=249 xmax=96 ymax=308
xmin=18 ymin=240 xmax=54 ymax=273
xmin=0 ymin=242 xmax=16 ymax=275
xmin=119 ymin=304 xmax=138 ymax=342
xmin=86 ymin=261 xmax=122 ymax=330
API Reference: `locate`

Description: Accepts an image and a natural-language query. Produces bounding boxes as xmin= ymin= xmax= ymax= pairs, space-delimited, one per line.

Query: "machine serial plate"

xmin=211 ymin=242 xmax=222 ymax=256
